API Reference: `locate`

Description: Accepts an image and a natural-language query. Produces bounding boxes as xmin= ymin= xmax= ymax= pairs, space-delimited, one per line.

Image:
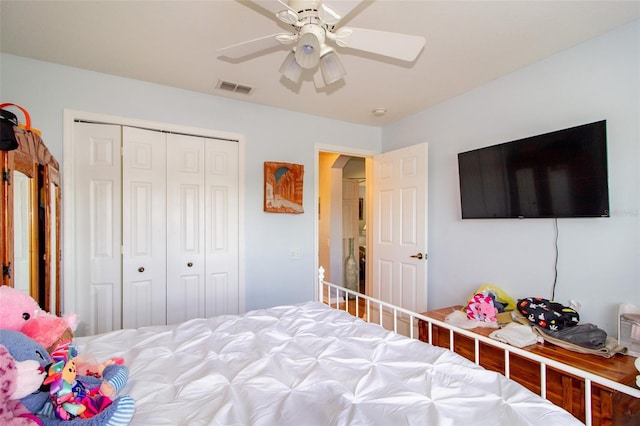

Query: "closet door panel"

xmin=72 ymin=123 xmax=122 ymax=335
xmin=122 ymin=127 xmax=167 ymax=328
xmin=205 ymin=141 xmax=239 ymax=316
xmin=166 ymin=134 xmax=205 ymax=324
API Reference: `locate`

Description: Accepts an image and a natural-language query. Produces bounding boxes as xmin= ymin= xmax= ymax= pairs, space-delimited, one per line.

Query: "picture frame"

xmin=264 ymin=161 xmax=304 ymax=214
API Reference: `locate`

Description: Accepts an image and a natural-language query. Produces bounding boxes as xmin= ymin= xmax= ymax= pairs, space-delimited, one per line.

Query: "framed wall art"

xmin=264 ymin=161 xmax=304 ymax=213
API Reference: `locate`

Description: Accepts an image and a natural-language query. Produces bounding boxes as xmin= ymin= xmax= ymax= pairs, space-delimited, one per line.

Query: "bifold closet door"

xmin=164 ymin=134 xmax=240 ymax=322
xmin=204 ymin=139 xmax=239 ymax=316
xmin=71 ymin=121 xmax=240 ymax=334
xmin=122 ymin=127 xmax=167 ymax=328
xmin=72 ymin=122 xmax=123 ymax=335
xmin=166 ymin=133 xmax=206 ymax=324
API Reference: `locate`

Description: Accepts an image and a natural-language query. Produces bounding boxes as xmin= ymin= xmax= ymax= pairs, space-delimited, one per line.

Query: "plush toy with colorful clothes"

xmin=0 ymin=285 xmax=126 ymax=399
xmin=21 ymin=315 xmax=125 ymax=399
xmin=0 ymin=329 xmax=135 ymax=425
xmin=43 ymin=340 xmax=116 ymax=420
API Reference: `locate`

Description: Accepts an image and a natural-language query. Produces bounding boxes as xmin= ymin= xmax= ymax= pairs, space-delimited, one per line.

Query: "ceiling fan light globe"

xmin=279 ymin=51 xmax=303 ymax=83
xmin=295 ymin=30 xmax=321 ymax=69
xmin=320 ymin=50 xmax=346 ymax=85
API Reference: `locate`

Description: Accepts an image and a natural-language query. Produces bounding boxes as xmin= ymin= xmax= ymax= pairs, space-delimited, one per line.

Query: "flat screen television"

xmin=457 ymin=120 xmax=609 ymax=219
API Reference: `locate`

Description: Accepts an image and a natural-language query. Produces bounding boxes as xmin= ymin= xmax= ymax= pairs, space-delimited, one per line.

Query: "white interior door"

xmin=72 ymin=122 xmax=122 ymax=335
xmin=204 ymin=140 xmax=240 ymax=316
xmin=166 ymin=133 xmax=206 ymax=324
xmin=372 ymin=143 xmax=428 ymax=318
xmin=122 ymin=126 xmax=167 ymax=328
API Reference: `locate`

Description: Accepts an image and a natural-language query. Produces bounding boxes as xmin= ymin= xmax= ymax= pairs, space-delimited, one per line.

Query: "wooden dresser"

xmin=418 ymin=305 xmax=640 ymax=426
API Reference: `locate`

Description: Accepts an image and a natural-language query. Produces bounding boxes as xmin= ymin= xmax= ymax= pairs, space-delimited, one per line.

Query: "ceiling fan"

xmin=217 ymin=0 xmax=426 ymax=87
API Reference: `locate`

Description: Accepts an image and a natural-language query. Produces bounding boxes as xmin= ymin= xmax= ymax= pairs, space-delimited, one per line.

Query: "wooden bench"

xmin=418 ymin=305 xmax=640 ymax=426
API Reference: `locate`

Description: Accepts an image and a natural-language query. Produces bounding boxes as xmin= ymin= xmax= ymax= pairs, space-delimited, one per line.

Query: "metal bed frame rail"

xmin=317 ymin=267 xmax=640 ymax=426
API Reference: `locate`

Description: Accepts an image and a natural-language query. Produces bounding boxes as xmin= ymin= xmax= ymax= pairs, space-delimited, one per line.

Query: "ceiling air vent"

xmin=216 ymin=80 xmax=254 ymax=95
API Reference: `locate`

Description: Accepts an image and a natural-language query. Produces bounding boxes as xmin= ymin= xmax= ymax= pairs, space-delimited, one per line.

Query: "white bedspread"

xmin=75 ymin=302 xmax=582 ymax=425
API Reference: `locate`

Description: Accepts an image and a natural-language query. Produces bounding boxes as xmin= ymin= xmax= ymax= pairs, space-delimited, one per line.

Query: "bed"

xmin=72 ymin=270 xmax=595 ymax=425
xmin=76 ymin=302 xmax=581 ymax=425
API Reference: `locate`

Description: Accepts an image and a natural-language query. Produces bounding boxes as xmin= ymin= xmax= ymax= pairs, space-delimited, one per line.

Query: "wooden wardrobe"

xmin=0 ymin=126 xmax=61 ymax=315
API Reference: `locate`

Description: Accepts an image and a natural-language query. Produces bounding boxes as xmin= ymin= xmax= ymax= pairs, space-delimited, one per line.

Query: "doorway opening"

xmin=318 ymin=152 xmax=368 ymax=295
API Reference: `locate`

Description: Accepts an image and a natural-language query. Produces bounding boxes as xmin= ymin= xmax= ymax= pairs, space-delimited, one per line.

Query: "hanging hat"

xmin=0 ymin=107 xmax=19 ymax=151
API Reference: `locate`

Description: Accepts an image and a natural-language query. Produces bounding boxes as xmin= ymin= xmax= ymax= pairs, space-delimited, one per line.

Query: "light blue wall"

xmin=383 ymin=20 xmax=640 ymax=335
xmin=3 ymin=19 xmax=638 ymax=336
xmin=0 ymin=53 xmax=382 ymax=311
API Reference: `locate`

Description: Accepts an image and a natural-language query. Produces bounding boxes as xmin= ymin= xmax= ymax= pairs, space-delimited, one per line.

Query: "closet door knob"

xmin=187 ymin=262 xmax=193 ymax=268
xmin=138 ymin=267 xmax=145 ymax=273
xmin=410 ymin=253 xmax=423 ymax=260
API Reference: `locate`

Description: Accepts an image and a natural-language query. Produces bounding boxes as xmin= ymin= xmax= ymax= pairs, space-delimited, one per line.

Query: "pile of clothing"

xmin=456 ymin=287 xmax=628 ymax=357
xmin=515 ymin=297 xmax=626 ymax=358
xmin=464 ymin=284 xmax=516 ymax=323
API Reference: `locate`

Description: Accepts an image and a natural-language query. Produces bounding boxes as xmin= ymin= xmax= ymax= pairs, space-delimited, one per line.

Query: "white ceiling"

xmin=1 ymin=1 xmax=638 ymax=126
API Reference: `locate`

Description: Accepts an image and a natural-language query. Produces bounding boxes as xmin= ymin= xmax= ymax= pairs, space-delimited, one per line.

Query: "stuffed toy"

xmin=21 ymin=316 xmax=124 ymax=398
xmin=0 ymin=330 xmax=135 ymax=425
xmin=21 ymin=315 xmax=77 ymax=354
xmin=42 ymin=341 xmax=116 ymax=420
xmin=0 ymin=343 xmax=44 ymax=425
xmin=0 ymin=286 xmax=45 ymax=331
xmin=2 ymin=285 xmax=121 ymax=397
xmin=0 ymin=286 xmax=76 ymax=335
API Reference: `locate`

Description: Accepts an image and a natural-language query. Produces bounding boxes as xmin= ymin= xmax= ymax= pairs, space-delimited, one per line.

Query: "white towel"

xmin=445 ymin=309 xmax=499 ymax=329
xmin=489 ymin=322 xmax=542 ymax=348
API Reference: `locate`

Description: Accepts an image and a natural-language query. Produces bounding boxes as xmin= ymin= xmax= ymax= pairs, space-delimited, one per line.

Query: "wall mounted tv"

xmin=457 ymin=120 xmax=609 ymax=219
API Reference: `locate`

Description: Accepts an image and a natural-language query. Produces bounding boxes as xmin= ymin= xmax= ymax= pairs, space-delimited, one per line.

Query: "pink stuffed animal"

xmin=0 ymin=286 xmax=44 ymax=331
xmin=0 ymin=286 xmax=77 ymax=340
xmin=21 ymin=315 xmax=77 ymax=354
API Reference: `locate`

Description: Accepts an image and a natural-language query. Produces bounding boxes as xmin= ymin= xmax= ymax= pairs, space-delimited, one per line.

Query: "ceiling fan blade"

xmin=217 ymin=34 xmax=290 ymax=59
xmin=322 ymin=0 xmax=365 ymax=21
xmin=250 ymin=0 xmax=294 ymax=15
xmin=335 ymin=27 xmax=426 ymax=62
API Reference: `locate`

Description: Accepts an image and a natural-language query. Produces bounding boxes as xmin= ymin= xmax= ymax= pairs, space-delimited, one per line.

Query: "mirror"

xmin=12 ymin=170 xmax=33 ymax=295
xmin=1 ymin=128 xmax=61 ymax=315
xmin=48 ymin=179 xmax=60 ymax=315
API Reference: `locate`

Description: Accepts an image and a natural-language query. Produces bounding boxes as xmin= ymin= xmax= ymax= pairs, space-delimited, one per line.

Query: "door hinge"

xmin=2 ymin=170 xmax=10 ymax=184
xmin=2 ymin=263 xmax=11 ymax=279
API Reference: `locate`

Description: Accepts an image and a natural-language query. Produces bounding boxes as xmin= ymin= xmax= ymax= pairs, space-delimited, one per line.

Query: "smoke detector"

xmin=372 ymin=107 xmax=387 ymax=117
